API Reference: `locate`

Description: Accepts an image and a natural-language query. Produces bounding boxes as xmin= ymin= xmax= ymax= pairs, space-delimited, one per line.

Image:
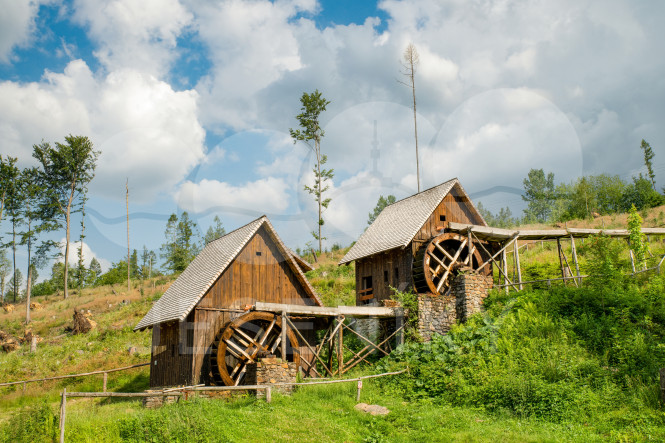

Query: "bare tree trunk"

xmin=126 ymin=179 xmax=130 ymax=292
xmin=11 ymin=222 xmax=16 ymax=303
xmin=316 ymin=145 xmax=322 ymax=254
xmin=64 ymin=209 xmax=70 ymax=299
xmin=401 ymin=43 xmax=420 ymax=192
xmin=25 ymin=267 xmax=31 ymax=324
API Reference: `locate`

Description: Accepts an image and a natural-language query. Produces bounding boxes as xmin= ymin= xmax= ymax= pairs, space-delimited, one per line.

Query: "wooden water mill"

xmin=412 ymin=232 xmax=483 ymax=295
xmin=210 ymin=311 xmax=300 ymax=386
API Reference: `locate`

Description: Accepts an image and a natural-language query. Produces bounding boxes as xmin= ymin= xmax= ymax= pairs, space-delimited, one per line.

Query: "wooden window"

xmin=359 ymin=276 xmax=374 ymax=303
xmin=439 ymin=215 xmax=446 ymax=222
xmin=384 ymin=270 xmax=389 ymax=284
xmin=256 ymin=251 xmax=262 ymax=256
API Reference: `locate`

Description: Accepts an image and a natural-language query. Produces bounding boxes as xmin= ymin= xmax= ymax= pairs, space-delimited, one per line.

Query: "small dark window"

xmin=439 ymin=215 xmax=446 ymax=222
xmin=256 ymin=251 xmax=262 ymax=256
xmin=384 ymin=270 xmax=389 ymax=284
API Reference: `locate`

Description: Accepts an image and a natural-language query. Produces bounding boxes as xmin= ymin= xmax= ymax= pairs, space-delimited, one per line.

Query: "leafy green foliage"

xmin=585 ymin=234 xmax=625 ymax=289
xmin=378 ymin=283 xmax=665 ymax=426
xmin=204 ymin=215 xmax=226 ymax=245
xmin=389 ymin=288 xmax=420 ymax=342
xmin=628 ymin=205 xmax=648 ymax=270
xmin=476 ymin=201 xmax=517 ymax=228
xmin=0 ymin=401 xmax=57 ymax=443
xmin=367 ymin=195 xmax=396 ymax=226
xmin=160 ymin=212 xmax=200 ymax=273
xmin=621 ymin=175 xmax=664 ymax=211
xmin=522 ymin=168 xmax=556 ymax=223
xmin=290 ymin=89 xmax=332 ymax=253
xmin=640 ymin=139 xmax=656 ymax=189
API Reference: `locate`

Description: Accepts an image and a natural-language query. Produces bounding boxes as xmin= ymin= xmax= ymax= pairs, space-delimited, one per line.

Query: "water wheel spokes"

xmin=412 ymin=232 xmax=482 ymax=295
xmin=211 ymin=311 xmax=299 ymax=386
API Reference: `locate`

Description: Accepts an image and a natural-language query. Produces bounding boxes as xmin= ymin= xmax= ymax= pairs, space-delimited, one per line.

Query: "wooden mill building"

xmin=135 ymin=216 xmax=322 ymax=388
xmin=339 ymin=178 xmax=490 ymax=304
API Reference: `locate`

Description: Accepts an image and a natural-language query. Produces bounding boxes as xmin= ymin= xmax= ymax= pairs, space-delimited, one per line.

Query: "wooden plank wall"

xmin=355 ymin=247 xmax=412 ymax=305
xmin=191 ymin=226 xmax=318 ymax=384
xmin=149 ymin=318 xmax=193 ymax=388
xmin=356 ymin=183 xmax=490 ymax=305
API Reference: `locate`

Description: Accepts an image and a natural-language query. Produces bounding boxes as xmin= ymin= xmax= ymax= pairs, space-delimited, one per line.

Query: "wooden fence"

xmin=57 ymin=369 xmax=407 ymax=443
xmin=0 ymin=362 xmax=149 ymax=394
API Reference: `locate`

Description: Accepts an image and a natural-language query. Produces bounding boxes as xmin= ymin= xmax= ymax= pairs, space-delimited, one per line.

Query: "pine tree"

xmin=368 ymin=195 xmax=396 ymax=225
xmin=204 ymin=215 xmax=226 ymax=245
xmin=640 ymin=139 xmax=656 ymax=189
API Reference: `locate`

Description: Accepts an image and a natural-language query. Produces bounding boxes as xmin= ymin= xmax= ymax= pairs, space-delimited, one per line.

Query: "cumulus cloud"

xmin=0 ymin=59 xmax=205 ymax=201
xmin=72 ymin=0 xmax=192 ymax=75
xmin=175 ymin=177 xmax=290 ymax=215
xmin=0 ymin=0 xmax=45 ymax=63
xmin=58 ymin=239 xmax=111 ymax=272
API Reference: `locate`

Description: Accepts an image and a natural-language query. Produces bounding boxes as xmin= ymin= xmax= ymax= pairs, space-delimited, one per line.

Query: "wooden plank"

xmin=514 ymin=240 xmax=522 ymax=291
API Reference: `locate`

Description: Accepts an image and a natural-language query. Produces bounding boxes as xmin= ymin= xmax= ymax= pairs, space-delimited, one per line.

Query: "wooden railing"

xmin=57 ymin=369 xmax=407 ymax=442
xmin=0 ymin=362 xmax=149 ymax=394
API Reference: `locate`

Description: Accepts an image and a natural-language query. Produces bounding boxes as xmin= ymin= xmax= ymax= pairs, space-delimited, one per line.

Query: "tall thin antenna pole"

xmin=126 ymin=178 xmax=130 ymax=293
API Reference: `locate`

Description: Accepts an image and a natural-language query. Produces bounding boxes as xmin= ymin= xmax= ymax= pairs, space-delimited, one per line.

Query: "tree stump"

xmin=72 ymin=310 xmax=97 ymax=334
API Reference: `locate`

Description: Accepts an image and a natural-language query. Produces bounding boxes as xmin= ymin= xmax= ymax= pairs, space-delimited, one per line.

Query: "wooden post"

xmin=30 ymin=336 xmax=37 ymax=353
xmin=570 ymin=236 xmax=581 ymax=285
xmin=265 ymin=386 xmax=272 ymax=403
xmin=59 ymin=388 xmax=67 ymax=443
xmin=513 ymin=240 xmax=522 ymax=291
xmin=501 ymin=248 xmax=508 ymax=294
xmin=547 ymin=279 xmax=551 ymax=289
xmin=103 ymin=372 xmax=108 ymax=392
xmin=281 ymin=311 xmax=287 ymax=361
xmin=629 ymin=250 xmax=636 ymax=274
xmin=356 ymin=379 xmax=363 ymax=402
xmin=467 ymin=230 xmax=473 ymax=266
xmin=396 ymin=309 xmax=405 ymax=346
xmin=337 ymin=316 xmax=344 ymax=374
xmin=557 ymin=238 xmax=566 ymax=285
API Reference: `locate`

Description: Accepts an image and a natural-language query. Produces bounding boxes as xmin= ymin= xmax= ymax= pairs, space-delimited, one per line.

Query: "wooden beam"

xmin=570 ymin=235 xmax=581 ymax=285
xmin=253 ymin=302 xmax=398 ymax=318
xmin=513 ymin=240 xmax=522 ymax=291
xmin=281 ymin=310 xmax=287 ymax=362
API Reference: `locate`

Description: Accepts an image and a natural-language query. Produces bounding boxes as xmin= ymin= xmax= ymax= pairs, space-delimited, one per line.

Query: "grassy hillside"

xmin=2 ymin=208 xmax=665 ymax=441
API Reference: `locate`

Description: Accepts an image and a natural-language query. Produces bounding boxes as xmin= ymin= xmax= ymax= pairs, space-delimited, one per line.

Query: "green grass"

xmin=1 ymin=380 xmax=623 ymax=443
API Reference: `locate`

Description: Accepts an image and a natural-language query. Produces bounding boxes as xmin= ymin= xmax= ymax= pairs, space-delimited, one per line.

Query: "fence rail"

xmin=58 ymin=369 xmax=407 ymax=443
xmin=0 ymin=362 xmax=149 ymax=393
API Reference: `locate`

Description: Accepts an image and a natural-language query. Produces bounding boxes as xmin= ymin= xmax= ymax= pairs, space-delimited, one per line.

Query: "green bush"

xmin=0 ymin=402 xmax=57 ymax=443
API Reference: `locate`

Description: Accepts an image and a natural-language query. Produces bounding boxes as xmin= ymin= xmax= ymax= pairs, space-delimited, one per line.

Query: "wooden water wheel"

xmin=412 ymin=232 xmax=483 ymax=295
xmin=210 ymin=311 xmax=299 ymax=386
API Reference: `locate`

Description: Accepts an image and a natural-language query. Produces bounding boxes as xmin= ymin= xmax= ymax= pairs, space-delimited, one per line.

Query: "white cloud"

xmin=72 ymin=0 xmax=192 ymax=75
xmin=175 ymin=177 xmax=290 ymax=214
xmin=58 ymin=239 xmax=112 ymax=272
xmin=0 ymin=0 xmax=45 ymax=63
xmin=0 ymin=60 xmax=206 ymax=201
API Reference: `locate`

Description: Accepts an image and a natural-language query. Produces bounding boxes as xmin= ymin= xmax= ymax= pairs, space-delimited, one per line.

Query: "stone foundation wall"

xmin=417 ymin=272 xmax=493 ymax=341
xmin=417 ymin=294 xmax=457 ymax=341
xmin=245 ymin=357 xmax=297 ymax=398
xmin=142 ymin=390 xmax=180 ymax=408
xmin=453 ymin=273 xmax=493 ymax=322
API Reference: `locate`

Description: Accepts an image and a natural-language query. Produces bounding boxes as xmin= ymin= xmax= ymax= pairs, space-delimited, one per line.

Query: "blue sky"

xmin=1 ymin=0 xmax=664 ymax=280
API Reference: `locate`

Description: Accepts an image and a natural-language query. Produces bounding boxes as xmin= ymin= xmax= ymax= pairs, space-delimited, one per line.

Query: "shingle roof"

xmin=339 ymin=179 xmax=478 ymax=264
xmin=135 ymin=216 xmax=321 ymax=331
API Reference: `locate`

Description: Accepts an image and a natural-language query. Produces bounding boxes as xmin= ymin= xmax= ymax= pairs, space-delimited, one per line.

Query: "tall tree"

xmin=7 ymin=268 xmax=22 ymax=301
xmin=0 ymin=156 xmax=18 ymax=224
xmin=2 ymin=160 xmax=21 ymax=302
xmin=290 ymin=90 xmax=333 ymax=253
xmin=204 ymin=215 xmax=226 ymax=245
xmin=640 ymin=139 xmax=656 ymax=189
xmin=0 ymin=249 xmax=10 ymax=303
xmin=75 ymin=194 xmax=87 ymax=289
xmin=161 ymin=212 xmax=199 ymax=273
xmin=368 ymin=195 xmax=396 ymax=225
xmin=18 ymin=167 xmax=49 ymax=323
xmin=522 ymin=168 xmax=556 ymax=223
xmin=88 ymin=257 xmax=102 ymax=285
xmin=400 ymin=43 xmax=421 ymax=192
xmin=33 ymin=135 xmax=99 ymax=299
